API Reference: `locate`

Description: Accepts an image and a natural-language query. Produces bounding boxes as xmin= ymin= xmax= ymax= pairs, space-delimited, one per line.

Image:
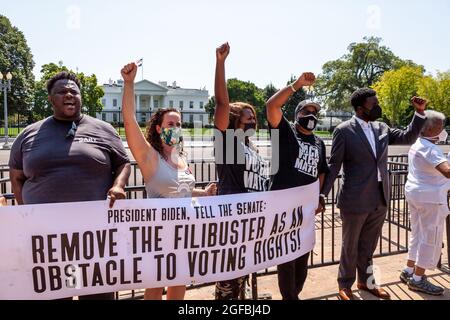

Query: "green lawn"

xmin=0 ymin=126 xmax=331 ymax=139
xmin=314 ymin=131 xmax=332 ymax=138
xmin=0 ymin=127 xmax=24 ymax=137
xmin=114 ymin=127 xmax=216 ymax=136
xmin=114 ymin=127 xmax=331 ymax=138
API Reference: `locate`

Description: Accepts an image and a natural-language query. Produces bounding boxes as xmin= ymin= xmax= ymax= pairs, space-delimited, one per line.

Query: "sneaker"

xmin=400 ymin=270 xmax=413 ymax=284
xmin=407 ymin=275 xmax=445 ymax=296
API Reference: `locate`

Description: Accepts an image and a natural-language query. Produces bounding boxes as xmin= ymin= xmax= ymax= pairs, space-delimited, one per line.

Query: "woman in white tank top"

xmin=120 ymin=62 xmax=217 ymax=300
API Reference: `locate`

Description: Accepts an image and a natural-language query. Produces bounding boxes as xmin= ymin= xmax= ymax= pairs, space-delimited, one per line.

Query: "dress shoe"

xmin=357 ymin=283 xmax=391 ymax=300
xmin=338 ymin=288 xmax=354 ymax=300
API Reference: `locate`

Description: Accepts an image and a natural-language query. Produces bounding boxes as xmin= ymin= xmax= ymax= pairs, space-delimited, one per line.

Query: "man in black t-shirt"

xmin=266 ymin=72 xmax=329 ymax=300
xmin=269 ymin=105 xmax=328 ymax=191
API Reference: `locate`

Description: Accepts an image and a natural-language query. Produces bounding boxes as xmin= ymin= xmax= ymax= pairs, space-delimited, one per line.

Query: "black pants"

xmin=277 ymin=252 xmax=310 ymax=300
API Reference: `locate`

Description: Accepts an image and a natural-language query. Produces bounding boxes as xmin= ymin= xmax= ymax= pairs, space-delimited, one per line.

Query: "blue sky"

xmin=2 ymin=0 xmax=450 ymax=94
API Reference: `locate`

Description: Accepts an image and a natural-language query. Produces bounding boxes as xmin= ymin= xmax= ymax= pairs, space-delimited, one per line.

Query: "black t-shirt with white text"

xmin=214 ymin=129 xmax=270 ymax=195
xmin=269 ymin=116 xmax=329 ymax=190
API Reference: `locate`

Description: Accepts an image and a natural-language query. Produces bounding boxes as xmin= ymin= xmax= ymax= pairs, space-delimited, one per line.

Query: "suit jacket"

xmin=322 ymin=114 xmax=426 ymax=213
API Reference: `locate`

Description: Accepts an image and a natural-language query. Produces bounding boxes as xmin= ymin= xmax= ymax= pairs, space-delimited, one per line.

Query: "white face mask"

xmin=425 ymin=130 xmax=448 ymax=143
xmin=438 ymin=130 xmax=448 ymax=143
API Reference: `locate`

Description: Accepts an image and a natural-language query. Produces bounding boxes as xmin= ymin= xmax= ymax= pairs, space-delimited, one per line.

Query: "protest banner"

xmin=0 ymin=181 xmax=318 ymax=299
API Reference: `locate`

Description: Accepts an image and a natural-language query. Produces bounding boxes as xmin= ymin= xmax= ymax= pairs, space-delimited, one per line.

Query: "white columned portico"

xmin=150 ymin=95 xmax=154 ymax=111
xmin=136 ymin=94 xmax=141 ymax=111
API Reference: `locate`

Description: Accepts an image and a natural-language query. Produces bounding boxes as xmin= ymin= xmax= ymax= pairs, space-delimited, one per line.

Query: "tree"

xmin=0 ymin=15 xmax=35 ymax=116
xmin=207 ymin=79 xmax=267 ymax=128
xmin=418 ymin=71 xmax=450 ymax=117
xmin=33 ymin=62 xmax=105 ymax=120
xmin=205 ymin=96 xmax=215 ymax=124
xmin=262 ymin=83 xmax=278 ymax=102
xmin=372 ymin=66 xmax=424 ymax=127
xmin=227 ymin=78 xmax=266 ymax=128
xmin=315 ymin=36 xmax=422 ymax=111
xmin=282 ymin=75 xmax=306 ymax=121
xmin=33 ymin=81 xmax=53 ymax=121
xmin=77 ymin=72 xmax=105 ymax=117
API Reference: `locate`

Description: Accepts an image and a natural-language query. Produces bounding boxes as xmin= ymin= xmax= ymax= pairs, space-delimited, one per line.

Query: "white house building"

xmin=97 ymin=79 xmax=210 ymax=126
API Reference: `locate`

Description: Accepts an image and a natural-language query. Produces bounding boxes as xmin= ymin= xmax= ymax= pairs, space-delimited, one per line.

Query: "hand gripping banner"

xmin=0 ymin=181 xmax=318 ymax=299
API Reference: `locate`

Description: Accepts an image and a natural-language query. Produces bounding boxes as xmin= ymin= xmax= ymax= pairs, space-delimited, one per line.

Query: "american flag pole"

xmin=136 ymin=58 xmax=144 ymax=81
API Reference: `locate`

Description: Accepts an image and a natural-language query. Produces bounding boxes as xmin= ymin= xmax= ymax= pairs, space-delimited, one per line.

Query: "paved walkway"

xmin=117 ymin=252 xmax=450 ymax=300
xmin=185 ymin=253 xmax=450 ymax=300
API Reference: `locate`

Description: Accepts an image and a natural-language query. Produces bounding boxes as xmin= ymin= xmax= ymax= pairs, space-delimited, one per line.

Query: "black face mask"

xmin=244 ymin=123 xmax=256 ymax=132
xmin=362 ymin=105 xmax=382 ymax=122
xmin=296 ymin=115 xmax=318 ymax=131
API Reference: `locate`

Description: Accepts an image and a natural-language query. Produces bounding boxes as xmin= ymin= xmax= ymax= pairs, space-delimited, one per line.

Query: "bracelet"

xmin=290 ymin=84 xmax=297 ymax=93
xmin=319 ymin=194 xmax=326 ymax=199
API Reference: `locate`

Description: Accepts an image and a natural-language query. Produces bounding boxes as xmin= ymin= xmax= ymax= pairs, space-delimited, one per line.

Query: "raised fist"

xmin=216 ymin=42 xmax=230 ymax=62
xmin=411 ymin=96 xmax=428 ymax=114
xmin=297 ymin=72 xmax=316 ymax=87
xmin=121 ymin=62 xmax=138 ymax=83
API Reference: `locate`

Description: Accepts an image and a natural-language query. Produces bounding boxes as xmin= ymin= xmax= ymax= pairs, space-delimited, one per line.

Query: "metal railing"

xmin=1 ymin=155 xmax=449 ymax=300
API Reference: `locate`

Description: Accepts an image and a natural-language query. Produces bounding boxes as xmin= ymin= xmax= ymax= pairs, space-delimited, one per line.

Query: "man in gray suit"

xmin=321 ymin=88 xmax=427 ymax=300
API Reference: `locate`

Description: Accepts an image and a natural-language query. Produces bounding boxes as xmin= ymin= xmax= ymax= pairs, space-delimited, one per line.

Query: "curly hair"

xmin=145 ymin=108 xmax=184 ymax=161
xmin=47 ymin=71 xmax=81 ymax=94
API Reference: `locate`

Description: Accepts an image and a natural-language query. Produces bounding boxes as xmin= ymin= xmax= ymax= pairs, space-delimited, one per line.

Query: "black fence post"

xmin=251 ymin=272 xmax=258 ymax=300
xmin=446 ymin=215 xmax=450 ymax=269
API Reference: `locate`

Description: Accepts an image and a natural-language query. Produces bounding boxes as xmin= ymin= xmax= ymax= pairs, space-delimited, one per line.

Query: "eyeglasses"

xmin=66 ymin=122 xmax=77 ymax=139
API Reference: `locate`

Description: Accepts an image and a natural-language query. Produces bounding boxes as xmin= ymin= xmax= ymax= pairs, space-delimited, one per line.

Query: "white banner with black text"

xmin=0 ymin=181 xmax=318 ymax=299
